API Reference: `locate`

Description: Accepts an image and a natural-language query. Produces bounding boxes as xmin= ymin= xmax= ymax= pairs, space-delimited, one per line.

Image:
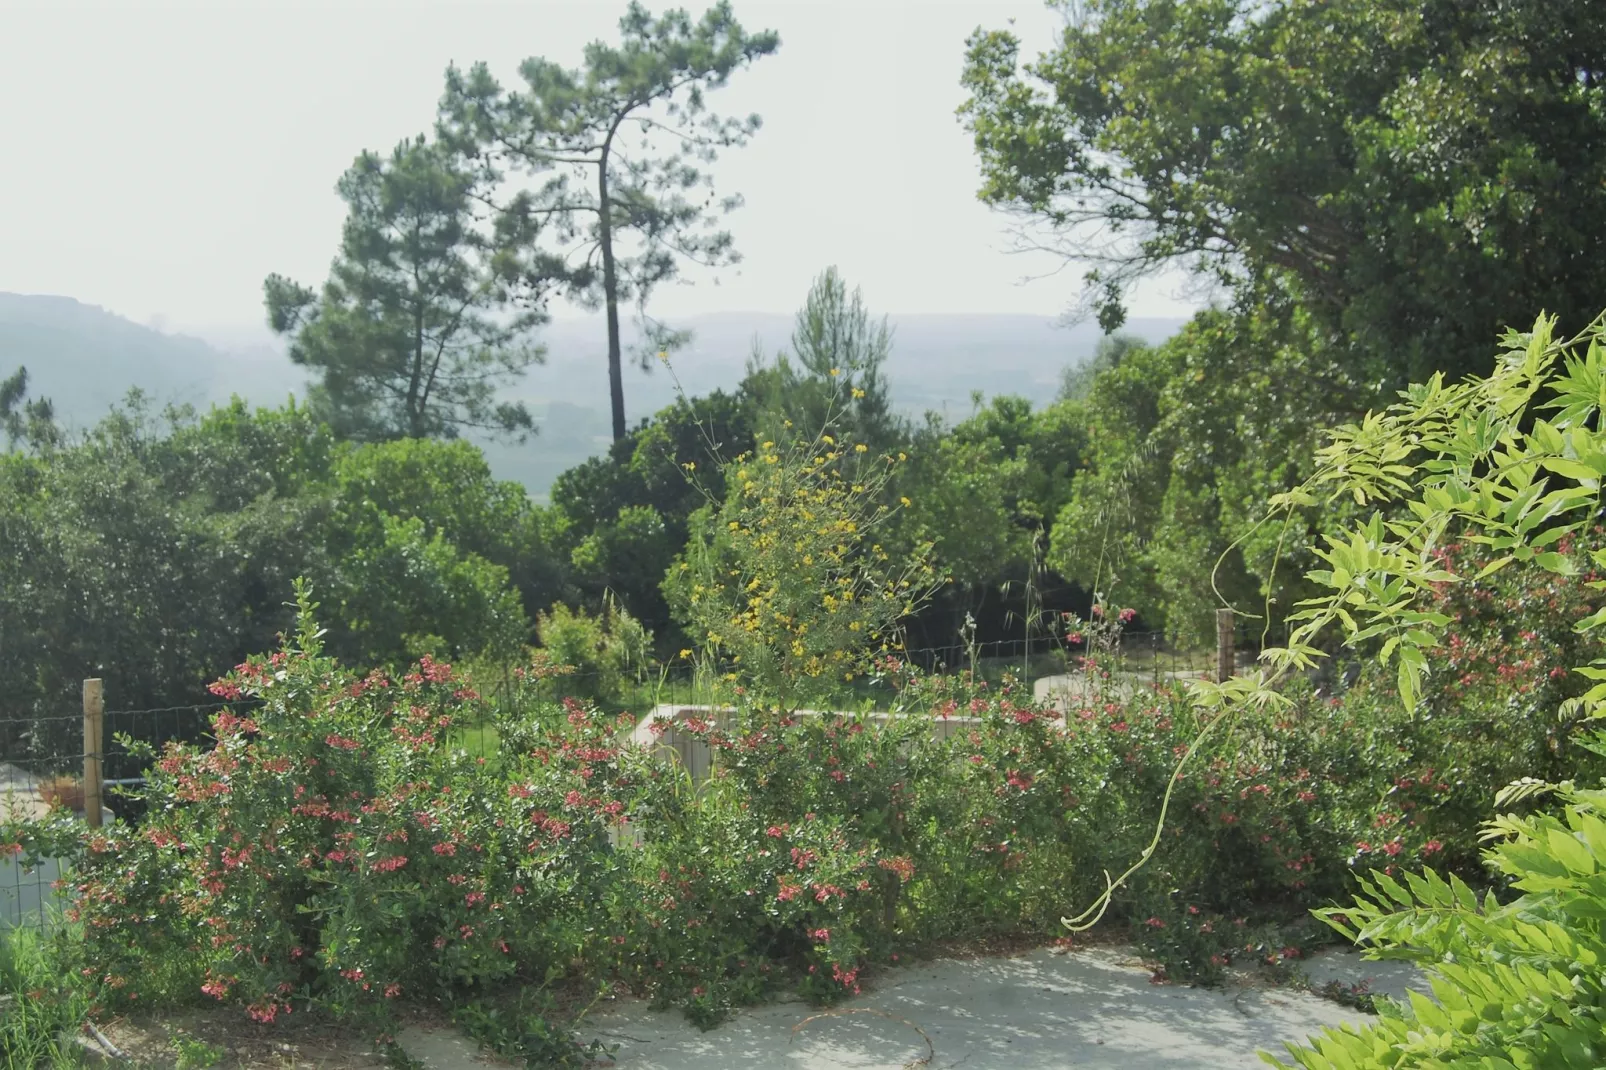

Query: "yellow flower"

xmin=678 ymin=648 xmax=693 ymax=659
xmin=657 ymin=350 xmax=669 ymax=363
xmin=683 ymin=461 xmax=696 ymax=471
xmin=829 ymin=367 xmax=841 ymax=377
xmin=854 ymin=444 xmax=867 ymax=453
xmin=898 ymin=452 xmax=907 ymax=462
xmin=822 ymin=434 xmax=835 ymax=446
xmin=851 ymin=387 xmax=865 ymax=399
xmin=900 ymin=496 xmax=912 ymax=507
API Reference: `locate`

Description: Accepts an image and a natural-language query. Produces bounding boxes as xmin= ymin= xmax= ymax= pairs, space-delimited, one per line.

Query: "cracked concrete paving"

xmin=399 ymin=946 xmax=1425 ymax=1069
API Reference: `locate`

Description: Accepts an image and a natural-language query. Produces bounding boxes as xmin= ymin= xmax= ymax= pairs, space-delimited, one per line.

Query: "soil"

xmin=91 ymin=1004 xmax=443 ymax=1070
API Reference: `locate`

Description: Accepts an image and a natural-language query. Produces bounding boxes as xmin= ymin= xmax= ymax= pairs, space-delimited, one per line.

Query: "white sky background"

xmin=0 ymin=0 xmax=1201 ymax=335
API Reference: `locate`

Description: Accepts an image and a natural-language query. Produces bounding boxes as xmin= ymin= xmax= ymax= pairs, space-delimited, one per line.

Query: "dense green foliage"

xmin=960 ymin=0 xmax=1606 ymax=383
xmin=1246 ymin=311 xmax=1606 ymax=1066
xmin=958 ymin=0 xmax=1606 ymax=641
xmin=0 ymin=394 xmax=546 ymax=764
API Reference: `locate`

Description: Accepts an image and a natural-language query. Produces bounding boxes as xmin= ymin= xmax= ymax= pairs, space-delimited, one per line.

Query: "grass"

xmin=2 ymin=923 xmax=88 ymax=1068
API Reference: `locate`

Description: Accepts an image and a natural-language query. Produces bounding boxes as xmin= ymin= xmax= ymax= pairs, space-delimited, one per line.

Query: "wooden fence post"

xmin=1215 ymin=609 xmax=1235 ymax=684
xmin=83 ymin=678 xmax=104 ymax=829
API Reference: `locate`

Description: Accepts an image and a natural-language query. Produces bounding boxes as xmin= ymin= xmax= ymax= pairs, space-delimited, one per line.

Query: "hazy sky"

xmin=0 ymin=0 xmax=1201 ymax=334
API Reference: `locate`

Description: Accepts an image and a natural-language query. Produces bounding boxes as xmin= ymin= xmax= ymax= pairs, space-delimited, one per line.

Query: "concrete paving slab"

xmin=1296 ymin=949 xmax=1426 ymax=1004
xmin=397 ymin=1024 xmax=518 ymax=1069
xmin=559 ymin=947 xmax=1401 ymax=1070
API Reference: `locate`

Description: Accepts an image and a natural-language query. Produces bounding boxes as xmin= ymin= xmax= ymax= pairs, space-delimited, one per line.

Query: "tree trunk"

xmin=598 ymin=144 xmax=626 ymax=443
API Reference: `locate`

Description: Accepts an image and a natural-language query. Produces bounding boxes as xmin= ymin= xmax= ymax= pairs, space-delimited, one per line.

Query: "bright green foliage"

xmin=884 ymin=395 xmax=1086 ymax=644
xmin=436 ymin=1 xmax=780 ymax=440
xmin=568 ymin=505 xmax=677 ymax=631
xmin=264 ymin=134 xmax=547 ymax=441
xmin=1048 ymin=307 xmax=1358 ymax=640
xmin=1266 ymin=791 xmax=1606 ymax=1069
xmin=1 ymin=925 xmax=88 ymax=1066
xmin=959 ymin=0 xmax=1606 ymax=386
xmin=550 ymin=389 xmax=756 ymax=636
xmin=1259 ymin=314 xmax=1606 ymax=715
xmin=328 ymin=511 xmax=527 ymax=668
xmin=1058 ymin=334 xmax=1148 ymax=403
xmin=1223 ymin=311 xmax=1606 ymax=1065
xmin=901 ymin=421 xmax=1022 ymax=591
xmin=534 ymin=597 xmax=653 ymax=708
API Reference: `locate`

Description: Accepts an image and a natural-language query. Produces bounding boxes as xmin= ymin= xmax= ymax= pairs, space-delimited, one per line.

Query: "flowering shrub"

xmin=665 ymin=431 xmax=940 ymax=709
xmin=57 ymin=584 xmax=646 ymax=1028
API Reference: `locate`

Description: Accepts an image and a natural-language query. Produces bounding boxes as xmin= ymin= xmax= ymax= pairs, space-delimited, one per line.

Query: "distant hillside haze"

xmin=0 ymin=292 xmax=308 ymax=419
xmin=0 ymin=292 xmax=1187 ymax=497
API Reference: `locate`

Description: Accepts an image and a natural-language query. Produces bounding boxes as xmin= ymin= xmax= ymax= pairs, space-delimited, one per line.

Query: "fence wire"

xmin=0 ymin=697 xmax=239 ymax=930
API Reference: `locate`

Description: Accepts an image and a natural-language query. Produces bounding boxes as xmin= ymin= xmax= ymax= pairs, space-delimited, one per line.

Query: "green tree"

xmin=0 ymin=366 xmax=57 ymax=450
xmin=1048 ymin=308 xmax=1352 ymax=641
xmin=743 ymin=266 xmax=900 ymax=452
xmin=569 ymin=504 xmax=679 ymax=632
xmin=437 ymin=1 xmax=780 ymax=441
xmin=665 ymin=434 xmax=937 ymax=709
xmin=0 ymin=397 xmax=545 ymax=766
xmin=959 ymin=0 xmax=1606 ymax=385
xmin=547 ymin=388 xmax=756 ymax=639
xmin=264 ymin=134 xmax=548 ymax=441
xmin=1057 ymin=333 xmax=1147 ymax=402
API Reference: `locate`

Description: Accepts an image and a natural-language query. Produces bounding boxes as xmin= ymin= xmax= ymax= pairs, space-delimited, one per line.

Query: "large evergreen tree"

xmin=437 ymin=1 xmax=779 ymax=442
xmin=742 ymin=266 xmax=899 ymax=452
xmin=264 ymin=134 xmax=551 ymax=441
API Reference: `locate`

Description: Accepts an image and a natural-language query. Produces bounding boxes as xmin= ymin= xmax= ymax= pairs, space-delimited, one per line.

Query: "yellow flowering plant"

xmin=664 ymin=429 xmax=942 ymax=711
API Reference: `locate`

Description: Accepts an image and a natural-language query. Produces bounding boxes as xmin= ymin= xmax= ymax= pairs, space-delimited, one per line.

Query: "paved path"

xmin=401 ymin=946 xmax=1423 ymax=1070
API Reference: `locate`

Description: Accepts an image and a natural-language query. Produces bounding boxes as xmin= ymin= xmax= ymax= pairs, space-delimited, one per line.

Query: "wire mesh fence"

xmin=0 ymin=693 xmax=246 ymax=930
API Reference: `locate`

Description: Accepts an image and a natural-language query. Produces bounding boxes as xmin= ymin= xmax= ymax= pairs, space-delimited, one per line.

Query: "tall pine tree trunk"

xmin=598 ymin=145 xmax=626 ymax=443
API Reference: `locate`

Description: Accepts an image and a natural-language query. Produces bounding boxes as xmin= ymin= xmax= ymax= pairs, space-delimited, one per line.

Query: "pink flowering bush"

xmin=15 ymin=547 xmax=1597 ymax=1034
xmin=54 ymin=585 xmax=649 ymax=1030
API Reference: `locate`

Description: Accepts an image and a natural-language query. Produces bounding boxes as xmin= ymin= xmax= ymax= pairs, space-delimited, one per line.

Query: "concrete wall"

xmin=628 ymin=705 xmax=990 ymax=789
xmin=0 ymin=853 xmax=63 ymax=929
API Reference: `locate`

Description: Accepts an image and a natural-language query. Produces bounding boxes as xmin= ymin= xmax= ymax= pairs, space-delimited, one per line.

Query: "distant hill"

xmin=1 ymin=293 xmax=1189 ymax=498
xmin=0 ymin=293 xmax=307 ymax=420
